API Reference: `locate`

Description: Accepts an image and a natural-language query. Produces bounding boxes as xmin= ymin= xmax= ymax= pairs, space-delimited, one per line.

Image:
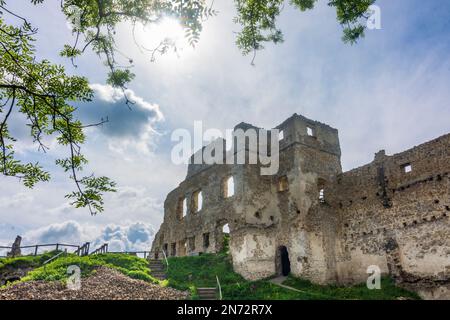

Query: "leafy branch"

xmin=0 ymin=17 xmax=115 ymax=215
xmin=234 ymin=0 xmax=377 ymax=63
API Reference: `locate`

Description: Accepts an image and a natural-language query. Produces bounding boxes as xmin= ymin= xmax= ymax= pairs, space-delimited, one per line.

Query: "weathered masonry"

xmin=150 ymin=114 xmax=450 ymax=299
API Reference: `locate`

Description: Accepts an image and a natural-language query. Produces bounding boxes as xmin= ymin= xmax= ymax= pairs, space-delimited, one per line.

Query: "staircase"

xmin=197 ymin=287 xmax=217 ymax=300
xmin=148 ymin=259 xmax=167 ymax=280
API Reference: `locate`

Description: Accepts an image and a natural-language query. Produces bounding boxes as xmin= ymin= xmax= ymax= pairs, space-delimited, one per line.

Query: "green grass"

xmin=0 ymin=251 xmax=60 ymax=272
xmin=165 ymin=252 xmax=323 ymax=299
xmin=164 ymin=252 xmax=420 ymax=300
xmin=2 ymin=251 xmax=420 ymax=300
xmin=1 ymin=253 xmax=159 ymax=287
xmin=282 ymin=275 xmax=420 ymax=300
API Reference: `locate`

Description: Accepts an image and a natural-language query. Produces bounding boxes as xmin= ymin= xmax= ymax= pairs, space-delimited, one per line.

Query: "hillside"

xmin=0 ymin=251 xmax=419 ymax=300
xmin=164 ymin=252 xmax=419 ymax=300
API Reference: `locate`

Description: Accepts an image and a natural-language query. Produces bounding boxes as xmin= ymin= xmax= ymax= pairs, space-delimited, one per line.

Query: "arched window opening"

xmin=182 ymin=198 xmax=187 ymax=217
xmin=224 ymin=176 xmax=235 ymax=198
xmin=177 ymin=197 xmax=187 ymax=219
xmin=193 ymin=190 xmax=203 ymax=212
xmin=278 ymin=176 xmax=289 ymax=192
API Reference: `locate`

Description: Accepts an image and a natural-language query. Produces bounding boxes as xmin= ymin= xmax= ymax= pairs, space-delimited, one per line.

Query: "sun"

xmin=135 ymin=17 xmax=189 ymax=58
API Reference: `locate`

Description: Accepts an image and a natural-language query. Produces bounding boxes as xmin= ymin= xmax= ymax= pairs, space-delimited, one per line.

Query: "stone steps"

xmin=148 ymin=259 xmax=167 ymax=280
xmin=197 ymin=287 xmax=217 ymax=300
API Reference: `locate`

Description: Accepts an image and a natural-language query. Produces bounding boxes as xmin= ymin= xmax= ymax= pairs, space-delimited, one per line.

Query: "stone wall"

xmin=327 ymin=133 xmax=450 ymax=294
xmin=150 ymin=113 xmax=450 ymax=298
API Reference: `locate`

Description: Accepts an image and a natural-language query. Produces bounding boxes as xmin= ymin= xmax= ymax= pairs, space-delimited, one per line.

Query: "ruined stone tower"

xmin=150 ymin=113 xmax=450 ymax=298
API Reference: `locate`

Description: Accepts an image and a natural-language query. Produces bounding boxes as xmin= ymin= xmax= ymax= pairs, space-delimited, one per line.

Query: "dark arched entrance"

xmin=276 ymin=246 xmax=291 ymax=276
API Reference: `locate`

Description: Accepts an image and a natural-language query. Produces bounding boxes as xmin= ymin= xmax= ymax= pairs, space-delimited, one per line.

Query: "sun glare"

xmin=135 ymin=17 xmax=188 ymax=59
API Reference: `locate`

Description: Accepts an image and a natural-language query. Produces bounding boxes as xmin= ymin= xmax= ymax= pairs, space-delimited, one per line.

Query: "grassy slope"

xmin=165 ymin=253 xmax=420 ymax=300
xmin=2 ymin=252 xmax=420 ymax=300
xmin=1 ymin=253 xmax=159 ymax=287
xmin=166 ymin=252 xmax=305 ymax=299
xmin=0 ymin=251 xmax=58 ymax=271
xmin=283 ymin=275 xmax=420 ymax=300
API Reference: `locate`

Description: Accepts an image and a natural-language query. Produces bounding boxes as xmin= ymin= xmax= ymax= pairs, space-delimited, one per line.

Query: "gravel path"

xmin=0 ymin=266 xmax=189 ymax=300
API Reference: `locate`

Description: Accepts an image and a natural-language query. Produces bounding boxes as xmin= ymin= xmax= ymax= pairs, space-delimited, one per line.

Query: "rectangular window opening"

xmin=402 ymin=163 xmax=412 ymax=173
xmin=278 ymin=130 xmax=284 ymax=141
xmin=278 ymin=175 xmax=289 ymax=192
xmin=193 ymin=190 xmax=203 ymax=212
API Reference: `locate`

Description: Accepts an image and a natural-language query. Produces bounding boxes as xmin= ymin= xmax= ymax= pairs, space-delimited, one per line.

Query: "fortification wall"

xmin=326 ymin=134 xmax=450 ymax=295
xmin=150 ymin=113 xmax=449 ymax=298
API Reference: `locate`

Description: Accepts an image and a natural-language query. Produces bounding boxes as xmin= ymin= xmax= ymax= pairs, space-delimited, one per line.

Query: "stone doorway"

xmin=276 ymin=246 xmax=291 ymax=276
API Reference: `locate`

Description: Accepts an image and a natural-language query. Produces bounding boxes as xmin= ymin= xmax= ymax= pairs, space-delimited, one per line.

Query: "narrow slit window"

xmin=319 ymin=189 xmax=325 ymax=203
xmin=197 ymin=191 xmax=203 ymax=211
xmin=307 ymin=126 xmax=314 ymax=136
xmin=225 ymin=176 xmax=235 ymax=198
xmin=279 ymin=130 xmax=284 ymax=141
xmin=182 ymin=198 xmax=187 ymax=217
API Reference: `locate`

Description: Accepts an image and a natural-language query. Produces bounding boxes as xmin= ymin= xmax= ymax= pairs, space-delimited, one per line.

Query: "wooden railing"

xmin=108 ymin=251 xmax=152 ymax=259
xmin=90 ymin=243 xmax=108 ymax=255
xmin=73 ymin=242 xmax=90 ymax=256
xmin=1 ymin=241 xmax=151 ymax=259
xmin=0 ymin=243 xmax=81 ymax=257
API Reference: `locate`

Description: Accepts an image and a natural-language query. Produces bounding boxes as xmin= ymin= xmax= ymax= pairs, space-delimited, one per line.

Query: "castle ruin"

xmin=150 ymin=114 xmax=450 ymax=298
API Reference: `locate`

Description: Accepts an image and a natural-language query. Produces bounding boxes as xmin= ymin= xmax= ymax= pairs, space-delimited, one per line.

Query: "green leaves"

xmin=66 ymin=175 xmax=117 ymax=214
xmin=342 ymin=24 xmax=365 ymax=44
xmin=234 ymin=0 xmax=377 ymax=62
xmin=60 ymin=44 xmax=82 ymax=58
xmin=106 ymin=69 xmax=135 ymax=88
xmin=56 ymin=0 xmax=216 ymax=89
xmin=329 ymin=0 xmax=375 ymax=44
xmin=0 ymin=16 xmax=115 ymax=215
xmin=234 ymin=0 xmax=285 ymax=57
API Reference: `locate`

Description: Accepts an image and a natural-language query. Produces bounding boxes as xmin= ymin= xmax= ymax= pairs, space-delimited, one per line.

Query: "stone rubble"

xmin=0 ymin=267 xmax=188 ymax=300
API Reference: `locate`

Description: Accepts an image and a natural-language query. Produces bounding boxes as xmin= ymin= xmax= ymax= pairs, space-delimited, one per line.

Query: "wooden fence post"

xmin=34 ymin=245 xmax=38 ymax=256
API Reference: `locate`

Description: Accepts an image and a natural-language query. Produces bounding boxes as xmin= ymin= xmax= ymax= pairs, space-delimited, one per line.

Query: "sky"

xmin=1 ymin=0 xmax=449 ymax=253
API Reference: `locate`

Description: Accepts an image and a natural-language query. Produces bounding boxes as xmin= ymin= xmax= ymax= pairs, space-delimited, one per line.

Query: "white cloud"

xmin=22 ymin=220 xmax=155 ymax=253
xmin=87 ymin=83 xmax=164 ymax=156
xmin=89 ymin=83 xmax=164 ymax=122
xmin=0 ymin=192 xmax=34 ymax=208
xmin=2 ymin=0 xmax=449 ymax=254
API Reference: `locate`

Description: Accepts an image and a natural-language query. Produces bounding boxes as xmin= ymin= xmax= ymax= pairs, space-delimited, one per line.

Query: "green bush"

xmin=0 ymin=251 xmax=61 ymax=272
xmin=20 ymin=253 xmax=158 ymax=284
